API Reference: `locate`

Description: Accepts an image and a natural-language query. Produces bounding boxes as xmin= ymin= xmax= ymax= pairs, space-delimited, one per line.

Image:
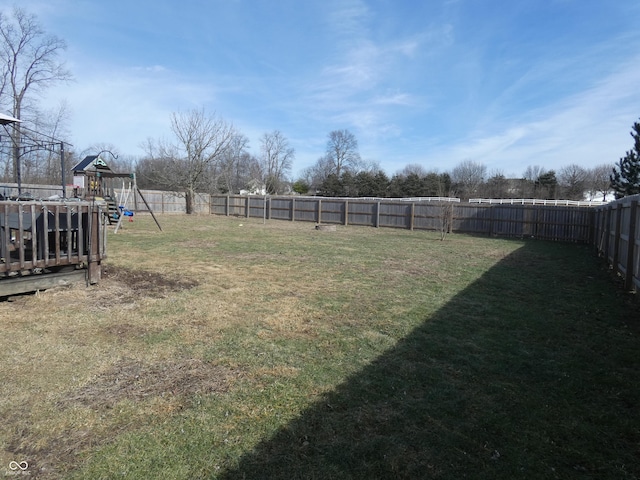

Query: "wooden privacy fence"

xmin=593 ymin=194 xmax=640 ymax=292
xmin=7 ymin=187 xmax=639 ymax=291
xmin=113 ymin=189 xmax=211 ymax=214
xmin=0 ymin=200 xmax=107 ymax=296
xmin=210 ymin=195 xmax=594 ymax=243
xmin=1 ymin=182 xmax=67 ymax=199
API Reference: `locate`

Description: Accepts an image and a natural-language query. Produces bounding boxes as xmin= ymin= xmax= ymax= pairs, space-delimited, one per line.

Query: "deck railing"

xmin=0 ymin=200 xmax=107 ymax=296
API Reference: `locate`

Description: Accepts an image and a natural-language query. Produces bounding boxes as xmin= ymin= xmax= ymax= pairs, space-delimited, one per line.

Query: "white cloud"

xmin=428 ymin=55 xmax=640 ymax=175
xmin=372 ymin=92 xmax=414 ymax=106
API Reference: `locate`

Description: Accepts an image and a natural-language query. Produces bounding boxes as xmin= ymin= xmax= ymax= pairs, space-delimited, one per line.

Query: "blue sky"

xmin=4 ymin=0 xmax=640 ymax=178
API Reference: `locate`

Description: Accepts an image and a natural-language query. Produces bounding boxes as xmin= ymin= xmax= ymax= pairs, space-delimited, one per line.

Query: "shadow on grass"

xmin=220 ymin=241 xmax=640 ymax=480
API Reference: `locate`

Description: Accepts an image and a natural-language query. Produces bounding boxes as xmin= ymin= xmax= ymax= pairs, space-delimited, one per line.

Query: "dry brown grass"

xmin=0 ymin=217 xmax=354 ymax=477
xmin=0 ymin=263 xmax=211 ymax=476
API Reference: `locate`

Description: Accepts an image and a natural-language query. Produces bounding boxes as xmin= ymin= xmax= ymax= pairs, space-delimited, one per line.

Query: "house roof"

xmin=72 ymin=155 xmax=114 ymax=174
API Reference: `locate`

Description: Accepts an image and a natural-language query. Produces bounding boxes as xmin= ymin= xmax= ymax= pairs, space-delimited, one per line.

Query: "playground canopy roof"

xmin=0 ymin=113 xmax=21 ymax=125
xmin=72 ymin=155 xmax=115 ymax=174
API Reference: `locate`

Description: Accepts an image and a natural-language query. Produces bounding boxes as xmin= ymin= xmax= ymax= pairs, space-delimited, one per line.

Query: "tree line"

xmin=294 ymin=160 xmax=614 ymax=202
xmin=1 ymin=7 xmax=639 ymax=210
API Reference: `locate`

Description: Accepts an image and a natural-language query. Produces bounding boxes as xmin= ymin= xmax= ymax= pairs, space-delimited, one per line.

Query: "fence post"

xmin=410 ymin=202 xmax=415 ymax=231
xmin=376 ymin=201 xmax=380 ymax=228
xmin=588 ymin=208 xmax=595 ymax=245
xmin=488 ymin=205 xmax=494 ymax=236
xmin=292 ymin=197 xmax=296 ymax=222
xmin=317 ymin=199 xmax=322 ymax=224
xmin=624 ymin=199 xmax=638 ymax=290
xmin=344 ymin=200 xmax=349 ymax=226
xmin=246 ymin=196 xmax=250 ymax=218
xmin=226 ymin=195 xmax=230 ymax=216
xmin=603 ymin=206 xmax=611 ymax=260
xmin=613 ymin=204 xmax=622 ymax=271
xmin=263 ymin=195 xmax=267 ymax=224
xmin=87 ymin=206 xmax=102 ymax=284
xmin=30 ymin=204 xmax=38 ymax=269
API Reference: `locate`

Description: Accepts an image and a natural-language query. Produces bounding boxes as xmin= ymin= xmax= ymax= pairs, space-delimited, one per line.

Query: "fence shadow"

xmin=219 ymin=241 xmax=639 ymax=480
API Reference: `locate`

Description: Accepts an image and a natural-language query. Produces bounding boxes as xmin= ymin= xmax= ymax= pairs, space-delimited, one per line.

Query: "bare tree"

xmin=523 ymin=165 xmax=545 ymax=182
xmin=586 ymin=163 xmax=614 ymax=201
xmin=558 ymin=164 xmax=587 ymax=200
xmin=437 ymin=201 xmax=455 ymax=240
xmin=260 ymin=130 xmax=294 ymax=194
xmin=0 ymin=7 xmax=72 ymax=187
xmin=325 ymin=129 xmax=361 ymax=177
xmin=451 ymin=159 xmax=486 ymax=199
xmin=143 ymin=109 xmax=239 ymax=213
xmin=217 ymin=134 xmax=256 ymax=194
xmin=301 ymin=156 xmax=335 ymax=193
xmin=400 ymin=163 xmax=429 ymax=178
xmin=518 ymin=165 xmax=545 ymax=197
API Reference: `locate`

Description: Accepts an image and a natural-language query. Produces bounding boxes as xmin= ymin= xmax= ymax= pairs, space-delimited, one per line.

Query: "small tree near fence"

xmin=438 ymin=201 xmax=454 ymax=240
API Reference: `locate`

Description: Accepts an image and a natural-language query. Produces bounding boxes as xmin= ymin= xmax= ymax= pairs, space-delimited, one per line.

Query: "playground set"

xmin=71 ymin=155 xmax=162 ymax=233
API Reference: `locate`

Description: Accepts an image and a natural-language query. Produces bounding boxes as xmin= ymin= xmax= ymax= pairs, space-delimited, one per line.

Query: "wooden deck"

xmin=0 ymin=200 xmax=107 ymax=296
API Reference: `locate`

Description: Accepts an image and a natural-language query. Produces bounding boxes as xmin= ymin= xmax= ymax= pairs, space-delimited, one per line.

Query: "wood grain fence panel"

xmin=632 ymin=202 xmax=640 ymax=290
xmin=294 ymin=199 xmax=321 ymax=222
xmin=617 ymin=202 xmax=631 ymax=279
xmin=347 ymin=201 xmax=376 ymax=227
xmin=248 ymin=196 xmax=266 ymax=218
xmin=210 ymin=195 xmax=227 ymax=215
xmin=225 ymin=196 xmax=247 ymax=216
xmin=319 ymin=200 xmax=346 ymax=224
xmin=268 ymin=197 xmax=293 ymax=221
xmin=495 ymin=206 xmax=519 ymax=237
xmin=593 ymin=195 xmax=640 ymax=292
xmin=378 ymin=202 xmax=411 ymax=229
xmin=607 ymin=204 xmax=618 ymax=265
xmin=455 ymin=205 xmax=491 ymax=235
xmin=0 ymin=183 xmax=64 ymax=199
xmin=193 ymin=193 xmax=211 ymax=214
xmin=412 ymin=203 xmax=443 ymax=230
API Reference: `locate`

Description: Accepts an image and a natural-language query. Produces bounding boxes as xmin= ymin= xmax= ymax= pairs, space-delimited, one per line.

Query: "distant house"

xmin=240 ymin=179 xmax=267 ymax=196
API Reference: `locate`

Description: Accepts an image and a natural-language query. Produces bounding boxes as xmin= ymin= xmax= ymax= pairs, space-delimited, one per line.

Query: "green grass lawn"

xmin=1 ymin=214 xmax=638 ymax=479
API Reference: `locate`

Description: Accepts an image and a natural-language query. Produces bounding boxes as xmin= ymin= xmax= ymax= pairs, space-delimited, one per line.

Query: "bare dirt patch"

xmin=59 ymin=357 xmax=238 ymax=409
xmin=78 ymin=264 xmax=199 ymax=311
xmin=101 ymin=265 xmax=199 ymax=299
